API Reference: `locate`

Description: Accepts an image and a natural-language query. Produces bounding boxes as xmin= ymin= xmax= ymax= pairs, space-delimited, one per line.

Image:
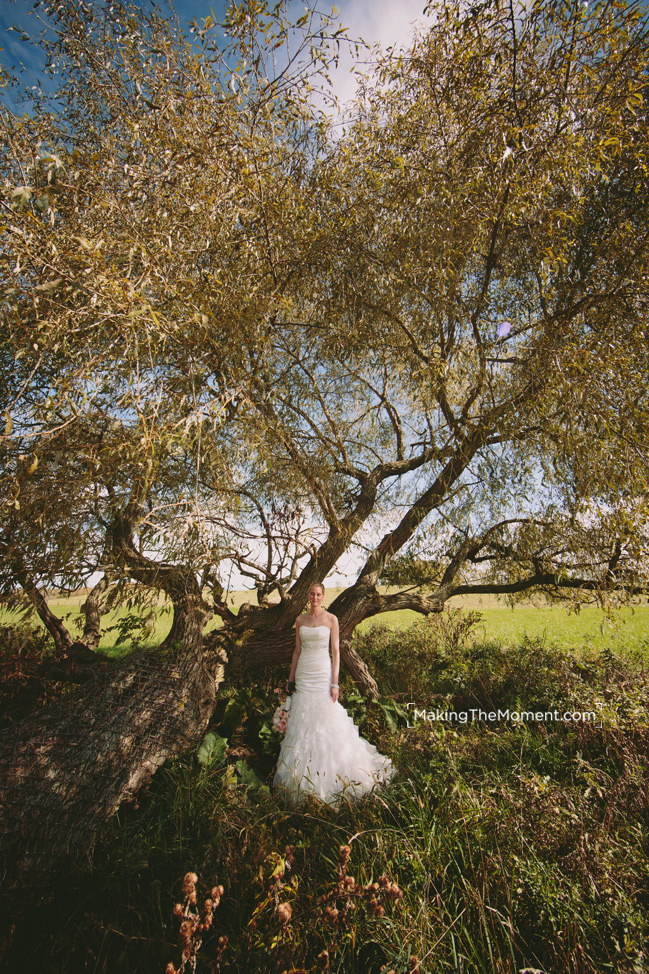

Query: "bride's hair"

xmin=309 ymin=582 xmax=325 ymax=595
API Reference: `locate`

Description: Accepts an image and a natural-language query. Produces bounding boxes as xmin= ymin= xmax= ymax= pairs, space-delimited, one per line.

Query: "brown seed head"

xmin=277 ymin=901 xmax=293 ymax=924
xmin=181 ymin=873 xmax=197 ymax=895
xmin=324 ymin=906 xmax=339 ymax=926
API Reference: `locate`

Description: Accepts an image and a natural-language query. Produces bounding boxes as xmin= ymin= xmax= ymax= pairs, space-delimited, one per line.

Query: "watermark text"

xmin=405 ymin=704 xmax=599 ymax=727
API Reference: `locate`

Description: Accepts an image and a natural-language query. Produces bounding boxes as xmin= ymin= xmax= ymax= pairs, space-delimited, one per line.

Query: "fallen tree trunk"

xmin=0 ymin=640 xmax=219 ymax=902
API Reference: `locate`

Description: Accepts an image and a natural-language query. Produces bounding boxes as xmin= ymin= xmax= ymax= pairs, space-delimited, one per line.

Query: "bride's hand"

xmin=330 ymin=684 xmax=339 ymax=703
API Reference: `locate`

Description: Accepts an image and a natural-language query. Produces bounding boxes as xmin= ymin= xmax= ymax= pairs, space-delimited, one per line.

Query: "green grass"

xmin=3 ymin=590 xmax=649 ymax=658
xmin=471 ymin=602 xmax=649 ymax=656
xmin=360 ymin=592 xmax=649 ymax=658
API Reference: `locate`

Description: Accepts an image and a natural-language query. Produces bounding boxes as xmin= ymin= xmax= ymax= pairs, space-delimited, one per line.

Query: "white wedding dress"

xmin=273 ymin=625 xmax=394 ymax=807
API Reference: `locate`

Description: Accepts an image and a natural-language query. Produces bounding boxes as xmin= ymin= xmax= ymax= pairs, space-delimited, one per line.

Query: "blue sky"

xmin=0 ymin=0 xmax=432 ymax=113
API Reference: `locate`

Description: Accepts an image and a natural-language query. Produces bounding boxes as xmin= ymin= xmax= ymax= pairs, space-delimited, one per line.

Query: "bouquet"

xmin=272 ymin=695 xmax=292 ymax=734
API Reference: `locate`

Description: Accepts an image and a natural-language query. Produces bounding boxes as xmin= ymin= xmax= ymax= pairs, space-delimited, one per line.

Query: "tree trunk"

xmin=22 ymin=576 xmax=73 ymax=657
xmin=339 ymin=640 xmax=379 ymax=697
xmin=64 ymin=576 xmax=112 ymax=674
xmin=78 ymin=575 xmax=109 ymax=651
xmin=162 ymin=574 xmax=211 ymax=652
xmin=220 ymin=619 xmax=379 ymax=696
xmin=0 ymin=638 xmax=219 ymax=903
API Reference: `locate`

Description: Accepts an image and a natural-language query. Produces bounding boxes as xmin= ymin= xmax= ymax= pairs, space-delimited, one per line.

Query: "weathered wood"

xmin=20 ymin=574 xmax=73 ymax=657
xmin=0 ymin=641 xmax=219 ymax=901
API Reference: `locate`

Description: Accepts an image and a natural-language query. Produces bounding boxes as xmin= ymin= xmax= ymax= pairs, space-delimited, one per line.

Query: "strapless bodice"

xmin=294 ymin=625 xmax=331 ymax=696
xmin=299 ymin=625 xmax=331 ymax=653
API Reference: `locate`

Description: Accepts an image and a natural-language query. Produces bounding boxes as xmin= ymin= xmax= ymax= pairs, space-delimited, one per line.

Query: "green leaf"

xmin=197 ymin=731 xmax=228 ymax=767
xmin=258 ymin=720 xmax=273 ymax=741
xmin=235 ymin=759 xmax=266 ymax=791
xmin=377 ymin=695 xmax=410 ymax=732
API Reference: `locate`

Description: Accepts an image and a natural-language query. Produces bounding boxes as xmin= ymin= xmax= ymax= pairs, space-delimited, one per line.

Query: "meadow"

xmin=3 ymin=589 xmax=649 ymax=658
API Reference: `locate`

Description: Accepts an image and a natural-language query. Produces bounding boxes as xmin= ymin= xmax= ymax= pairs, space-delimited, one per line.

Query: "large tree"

xmin=1 ymin=0 xmax=649 ymax=888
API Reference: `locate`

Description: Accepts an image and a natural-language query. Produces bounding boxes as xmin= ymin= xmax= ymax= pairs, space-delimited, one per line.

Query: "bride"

xmin=273 ymin=583 xmax=394 ymax=807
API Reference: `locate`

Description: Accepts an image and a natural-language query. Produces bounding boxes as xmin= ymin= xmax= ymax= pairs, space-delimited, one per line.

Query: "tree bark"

xmin=77 ymin=575 xmax=109 ymax=651
xmin=219 ymin=617 xmax=380 ymax=697
xmin=339 ymin=640 xmax=379 ymax=697
xmin=0 ymin=639 xmax=219 ymax=903
xmin=20 ymin=575 xmax=73 ymax=657
xmin=162 ymin=572 xmax=211 ymax=652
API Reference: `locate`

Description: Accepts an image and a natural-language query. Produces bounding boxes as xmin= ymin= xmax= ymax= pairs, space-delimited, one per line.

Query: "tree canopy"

xmin=1 ymin=0 xmax=649 ymax=684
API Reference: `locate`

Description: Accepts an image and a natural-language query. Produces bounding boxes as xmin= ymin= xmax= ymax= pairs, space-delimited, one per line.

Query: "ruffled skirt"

xmin=273 ymin=646 xmax=394 ymax=807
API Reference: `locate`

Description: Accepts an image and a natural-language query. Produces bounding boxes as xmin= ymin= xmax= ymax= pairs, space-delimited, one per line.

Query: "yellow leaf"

xmin=4 ymin=412 xmax=12 ymax=436
xmin=270 ymin=858 xmax=286 ymax=879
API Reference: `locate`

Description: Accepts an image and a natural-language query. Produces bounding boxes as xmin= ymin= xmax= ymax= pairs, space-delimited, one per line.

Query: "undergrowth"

xmin=2 ymin=615 xmax=649 ymax=973
xmin=0 ymin=622 xmax=70 ymax=727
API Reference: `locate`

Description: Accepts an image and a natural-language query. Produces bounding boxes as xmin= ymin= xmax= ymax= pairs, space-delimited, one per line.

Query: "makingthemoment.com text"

xmin=406 ymin=704 xmax=599 ymax=727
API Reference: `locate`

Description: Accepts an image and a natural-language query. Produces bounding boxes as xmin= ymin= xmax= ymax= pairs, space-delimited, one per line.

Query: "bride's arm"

xmin=286 ymin=623 xmax=302 ymax=689
xmin=330 ymin=616 xmax=340 ymax=703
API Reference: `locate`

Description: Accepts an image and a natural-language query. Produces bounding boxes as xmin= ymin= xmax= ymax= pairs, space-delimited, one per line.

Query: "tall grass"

xmin=2 ymin=617 xmax=649 ymax=973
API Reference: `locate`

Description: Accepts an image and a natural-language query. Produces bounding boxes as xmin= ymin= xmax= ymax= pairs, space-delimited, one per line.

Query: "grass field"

xmin=2 ymin=589 xmax=649 ymax=658
xmin=371 ymin=593 xmax=649 ymax=658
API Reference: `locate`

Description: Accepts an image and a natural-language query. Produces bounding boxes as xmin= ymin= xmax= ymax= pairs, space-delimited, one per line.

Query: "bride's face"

xmin=308 ymin=587 xmax=324 ymax=611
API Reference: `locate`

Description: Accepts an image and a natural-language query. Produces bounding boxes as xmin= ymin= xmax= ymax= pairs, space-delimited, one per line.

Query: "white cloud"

xmin=325 ymin=0 xmax=434 ymax=110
